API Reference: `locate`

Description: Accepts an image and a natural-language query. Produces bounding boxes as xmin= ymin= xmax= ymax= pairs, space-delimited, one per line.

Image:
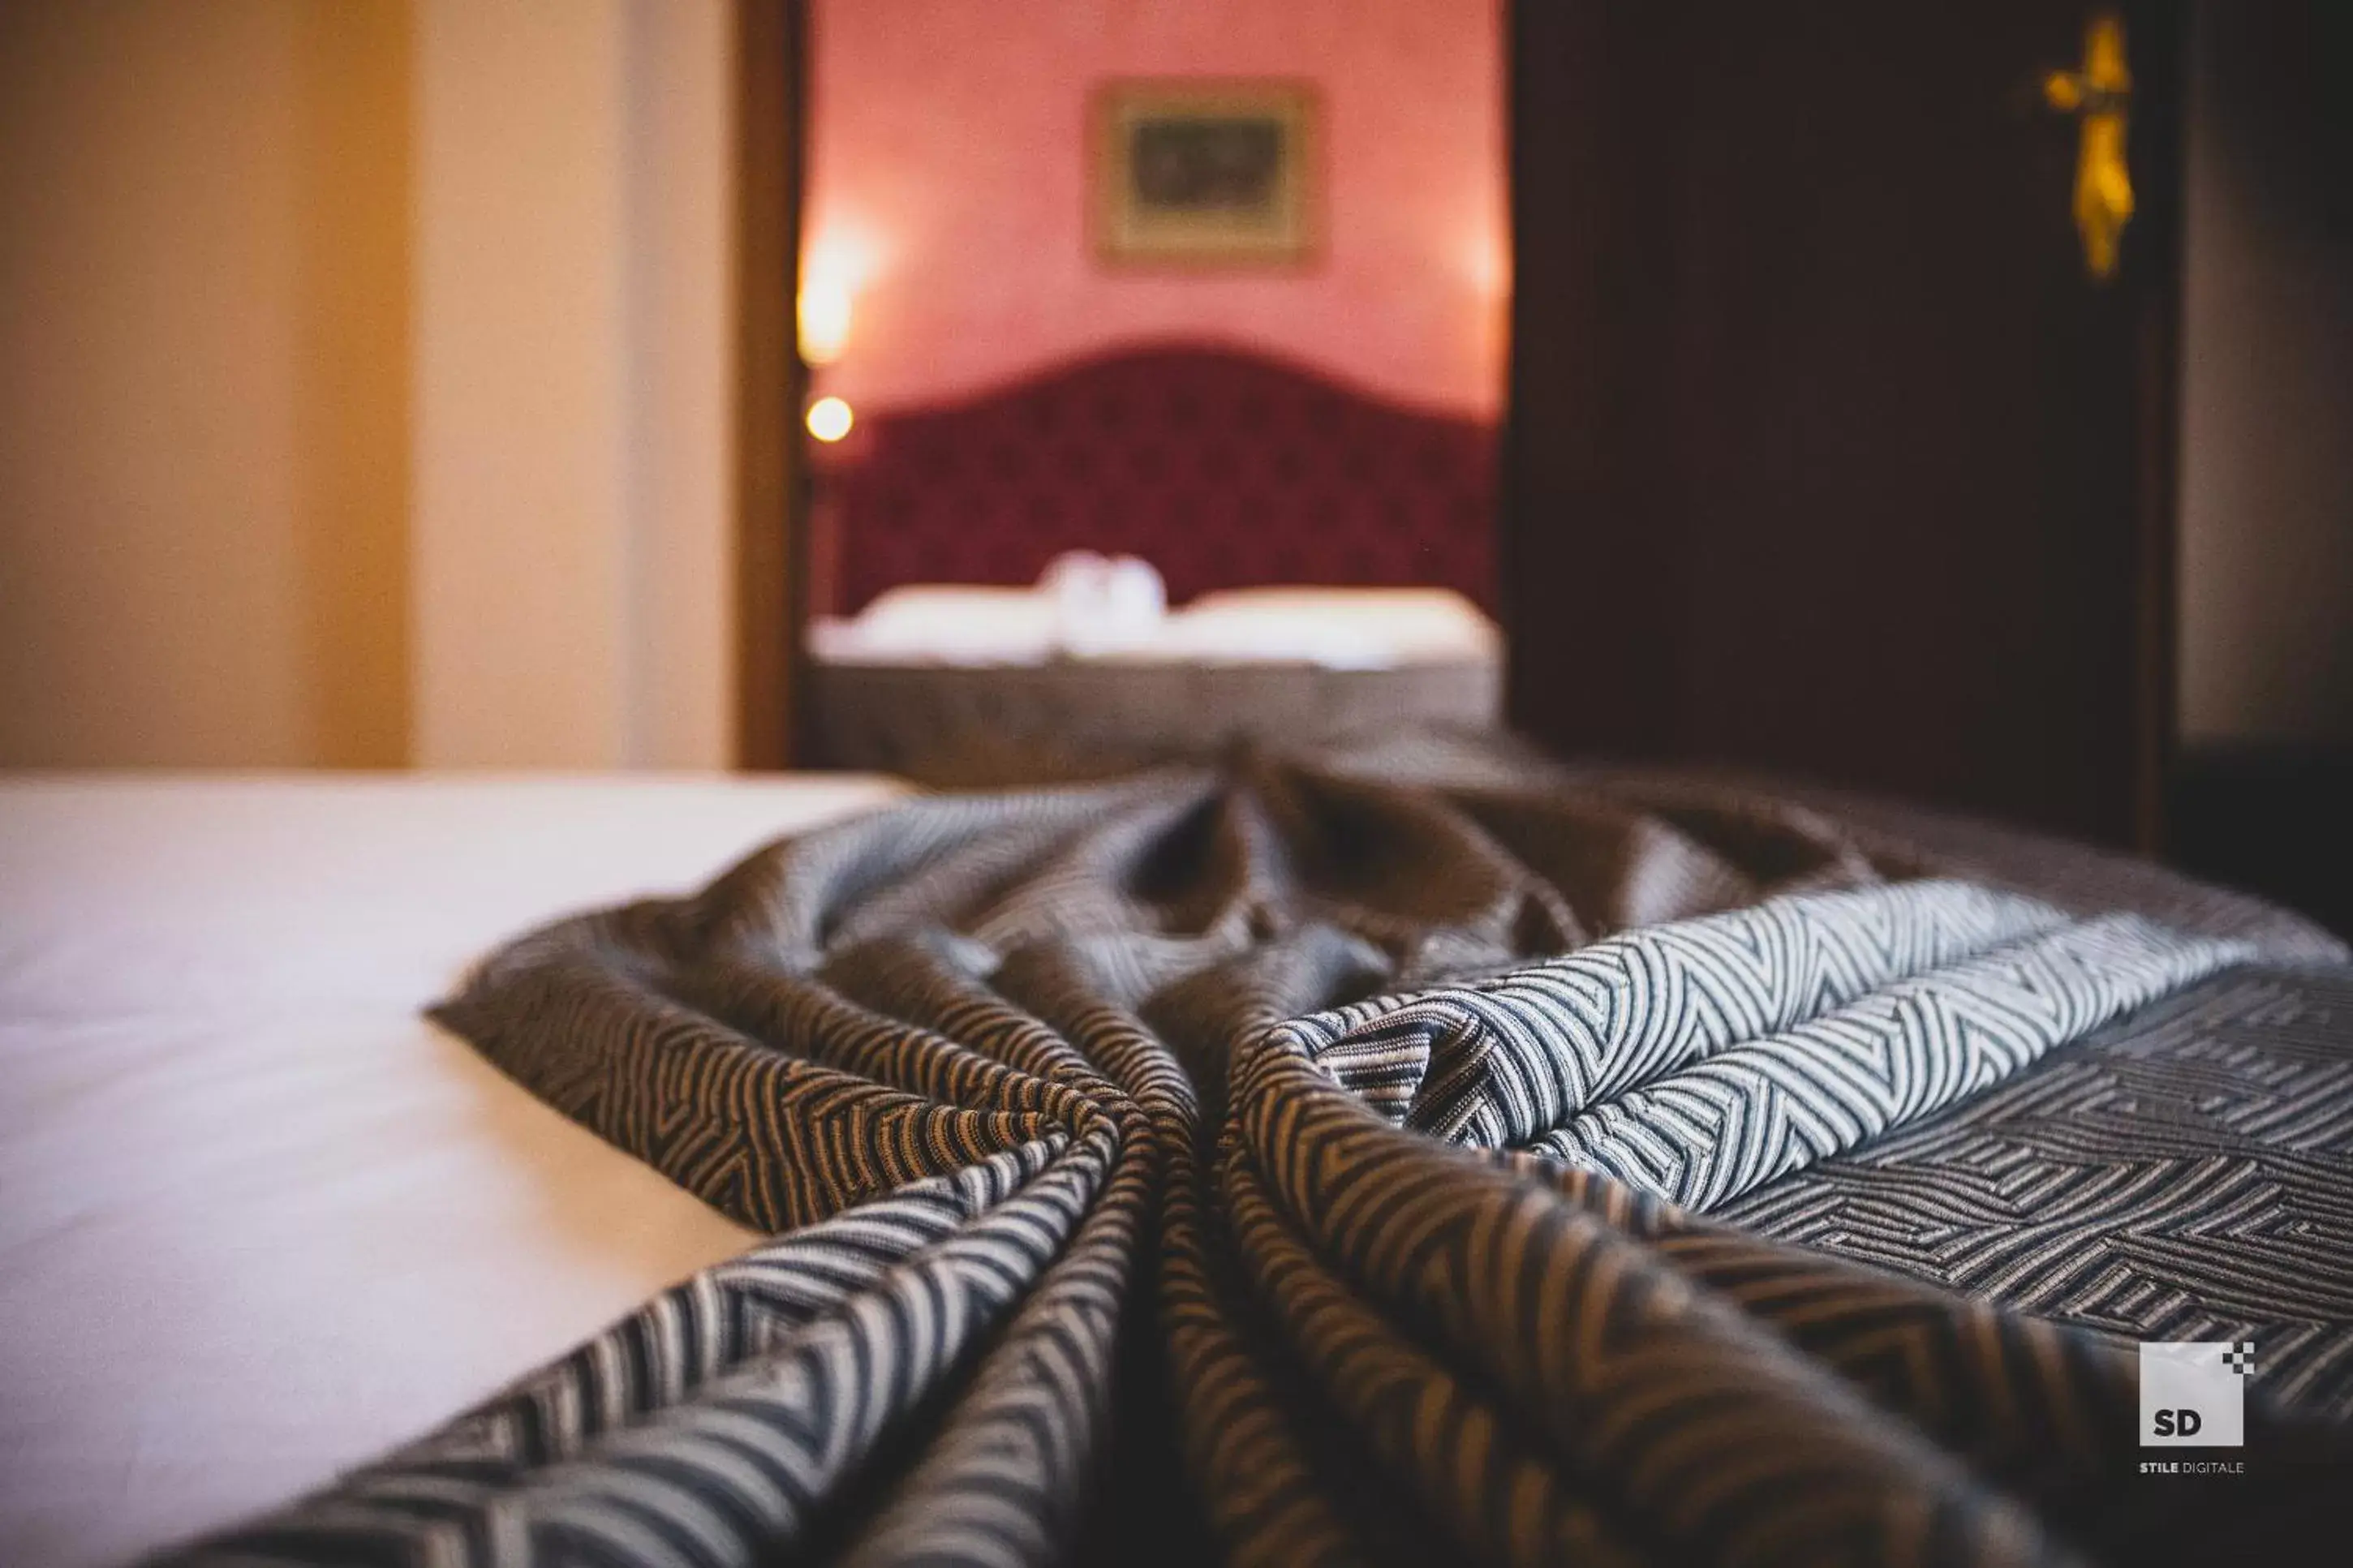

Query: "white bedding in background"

xmin=808 ymin=581 xmax=1500 ymax=670
xmin=1157 ymin=586 xmax=1503 ymax=667
xmin=0 ymin=774 xmax=905 ymax=1568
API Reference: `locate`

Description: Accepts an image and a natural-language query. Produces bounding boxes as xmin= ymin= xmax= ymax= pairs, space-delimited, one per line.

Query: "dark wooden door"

xmin=1503 ymin=2 xmax=2183 ymax=848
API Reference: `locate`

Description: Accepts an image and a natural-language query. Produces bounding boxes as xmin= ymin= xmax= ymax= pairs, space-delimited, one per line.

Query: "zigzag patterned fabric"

xmin=1283 ymin=883 xmax=2252 ymax=1209
xmin=158 ymin=755 xmax=2353 ymax=1568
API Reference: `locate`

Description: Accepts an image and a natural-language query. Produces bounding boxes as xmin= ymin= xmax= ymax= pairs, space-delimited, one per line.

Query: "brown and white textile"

xmin=160 ymin=754 xmax=2353 ymax=1567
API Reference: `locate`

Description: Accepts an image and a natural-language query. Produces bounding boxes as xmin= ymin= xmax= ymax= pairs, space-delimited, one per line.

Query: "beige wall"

xmin=409 ymin=0 xmax=632 ymax=767
xmin=0 ymin=0 xmax=411 ymax=767
xmin=410 ymin=0 xmax=734 ymax=769
xmin=624 ymin=0 xmax=735 ymax=771
xmin=0 ymin=0 xmax=734 ymax=771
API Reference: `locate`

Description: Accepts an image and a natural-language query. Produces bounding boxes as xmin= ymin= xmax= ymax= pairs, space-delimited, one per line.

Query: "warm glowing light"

xmin=798 ymin=221 xmax=880 ymax=366
xmin=1465 ymin=229 xmax=1510 ymax=299
xmin=806 ymin=396 xmax=854 ymax=443
xmin=798 ymin=279 xmax=853 ymax=366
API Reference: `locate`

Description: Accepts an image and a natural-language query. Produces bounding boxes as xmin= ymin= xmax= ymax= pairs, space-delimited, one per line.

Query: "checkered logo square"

xmin=2224 ymin=1342 xmax=2256 ymax=1376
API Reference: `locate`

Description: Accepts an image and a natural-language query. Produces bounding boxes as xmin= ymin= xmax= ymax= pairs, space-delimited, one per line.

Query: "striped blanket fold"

xmin=161 ymin=756 xmax=2353 ymax=1568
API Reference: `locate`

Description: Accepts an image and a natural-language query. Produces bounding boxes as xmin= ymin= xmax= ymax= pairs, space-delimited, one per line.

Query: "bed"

xmin=0 ymin=774 xmax=902 ymax=1568
xmin=8 ymin=754 xmax=2353 ymax=1567
xmin=800 ymin=345 xmax=1501 ymax=778
xmin=806 ymin=582 xmax=1503 ymax=781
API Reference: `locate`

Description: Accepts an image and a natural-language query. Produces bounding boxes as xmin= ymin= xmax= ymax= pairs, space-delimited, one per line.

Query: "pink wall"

xmin=805 ymin=0 xmax=1507 ymax=418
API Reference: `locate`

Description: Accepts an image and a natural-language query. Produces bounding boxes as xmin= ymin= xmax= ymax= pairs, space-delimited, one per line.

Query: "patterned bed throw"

xmin=162 ymin=754 xmax=2353 ymax=1567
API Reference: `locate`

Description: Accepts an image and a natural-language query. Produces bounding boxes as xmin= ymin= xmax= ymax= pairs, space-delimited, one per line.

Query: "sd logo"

xmin=2139 ymin=1342 xmax=2251 ymax=1448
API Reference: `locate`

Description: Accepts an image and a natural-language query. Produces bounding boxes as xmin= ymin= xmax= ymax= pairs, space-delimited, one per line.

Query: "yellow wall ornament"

xmin=2042 ymin=13 xmax=2135 ymax=283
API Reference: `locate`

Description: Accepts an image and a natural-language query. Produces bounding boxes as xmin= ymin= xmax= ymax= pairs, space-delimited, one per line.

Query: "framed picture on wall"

xmin=1092 ymin=80 xmax=1322 ymax=267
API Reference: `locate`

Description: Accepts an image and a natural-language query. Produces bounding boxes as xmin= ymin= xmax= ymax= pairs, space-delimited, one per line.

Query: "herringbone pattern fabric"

xmin=159 ymin=755 xmax=2353 ymax=1568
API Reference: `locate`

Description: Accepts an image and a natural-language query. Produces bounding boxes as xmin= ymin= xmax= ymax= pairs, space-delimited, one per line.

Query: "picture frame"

xmin=1090 ymin=79 xmax=1322 ymax=268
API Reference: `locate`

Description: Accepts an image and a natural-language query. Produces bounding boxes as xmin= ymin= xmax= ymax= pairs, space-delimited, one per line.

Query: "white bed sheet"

xmin=807 ymin=583 xmax=1501 ymax=670
xmin=0 ymin=773 xmax=905 ymax=1568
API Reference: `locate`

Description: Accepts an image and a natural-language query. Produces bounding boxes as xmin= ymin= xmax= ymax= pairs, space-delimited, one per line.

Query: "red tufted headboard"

xmin=811 ymin=342 xmax=1497 ymax=616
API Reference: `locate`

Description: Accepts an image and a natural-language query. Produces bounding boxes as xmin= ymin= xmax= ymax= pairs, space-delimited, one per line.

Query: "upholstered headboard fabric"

xmin=815 ymin=343 xmax=1496 ymax=615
